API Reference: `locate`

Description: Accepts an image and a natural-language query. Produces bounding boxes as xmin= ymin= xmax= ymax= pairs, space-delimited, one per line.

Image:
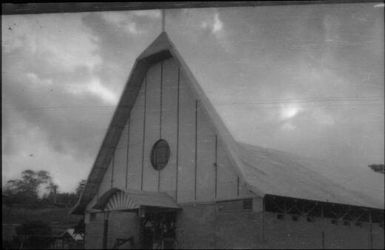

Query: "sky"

xmin=2 ymin=3 xmax=384 ymax=193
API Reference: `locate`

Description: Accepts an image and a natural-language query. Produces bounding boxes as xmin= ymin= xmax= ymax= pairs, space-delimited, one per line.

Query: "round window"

xmin=150 ymin=139 xmax=170 ymax=170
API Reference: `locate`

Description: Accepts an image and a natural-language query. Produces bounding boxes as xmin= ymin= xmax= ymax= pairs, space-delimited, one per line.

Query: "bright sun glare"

xmin=280 ymin=104 xmax=303 ymax=120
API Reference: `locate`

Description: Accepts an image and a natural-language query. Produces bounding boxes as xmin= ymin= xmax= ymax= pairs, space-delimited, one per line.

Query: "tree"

xmin=75 ymin=179 xmax=87 ymax=198
xmin=3 ymin=170 xmax=54 ymax=207
xmin=46 ymin=181 xmax=59 ymax=204
xmin=368 ymin=164 xmax=385 ymax=174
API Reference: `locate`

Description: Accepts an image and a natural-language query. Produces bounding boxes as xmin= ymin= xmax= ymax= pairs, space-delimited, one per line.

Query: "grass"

xmin=2 ymin=205 xmax=82 ymax=230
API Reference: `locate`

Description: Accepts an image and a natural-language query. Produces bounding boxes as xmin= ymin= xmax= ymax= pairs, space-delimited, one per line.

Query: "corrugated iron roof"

xmin=71 ymin=31 xmax=384 ymax=214
xmin=237 ymin=142 xmax=384 ymax=209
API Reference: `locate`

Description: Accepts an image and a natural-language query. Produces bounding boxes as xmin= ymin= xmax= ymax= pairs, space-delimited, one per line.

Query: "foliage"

xmin=3 ymin=170 xmax=85 ymax=209
xmin=76 ymin=179 xmax=87 ymax=198
xmin=369 ymin=164 xmax=385 ymax=174
xmin=3 ymin=170 xmax=86 ymax=248
xmin=16 ymin=220 xmax=53 ymax=249
xmin=50 ymin=192 xmax=78 ymax=207
xmin=3 ymin=170 xmax=53 ymax=208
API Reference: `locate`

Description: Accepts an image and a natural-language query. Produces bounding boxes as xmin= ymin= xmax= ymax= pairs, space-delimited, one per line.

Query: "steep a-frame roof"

xmin=70 ymin=32 xmax=248 ymax=214
xmin=71 ymin=32 xmax=383 ymax=214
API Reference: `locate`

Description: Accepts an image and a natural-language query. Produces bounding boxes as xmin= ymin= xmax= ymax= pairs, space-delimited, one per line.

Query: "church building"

xmin=71 ymin=32 xmax=384 ymax=249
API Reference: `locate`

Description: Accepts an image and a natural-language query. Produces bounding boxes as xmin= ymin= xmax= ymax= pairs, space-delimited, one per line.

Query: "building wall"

xmin=84 ymin=211 xmax=140 ymax=249
xmin=84 ymin=199 xmax=384 ymax=249
xmin=175 ymin=199 xmax=384 ymax=249
xmin=94 ymin=57 xmax=252 ymax=203
xmin=176 ymin=203 xmax=217 ymax=248
xmin=106 ymin=211 xmax=140 ymax=249
xmin=85 ymin=212 xmax=104 ymax=249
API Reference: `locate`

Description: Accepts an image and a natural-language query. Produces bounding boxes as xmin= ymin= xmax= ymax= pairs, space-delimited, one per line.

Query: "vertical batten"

xmin=194 ymin=100 xmax=198 ymax=201
xmin=160 ymin=58 xmax=178 ymax=197
xmin=143 ymin=63 xmax=161 ymax=192
xmin=196 ymin=98 xmax=216 ymax=201
xmin=160 ymin=61 xmax=163 ymax=139
xmin=214 ymin=135 xmax=218 ymax=199
xmin=126 ymin=79 xmax=145 ymax=190
xmin=175 ymin=67 xmax=180 ymax=201
xmin=140 ymin=75 xmax=147 ymax=191
xmin=177 ymin=68 xmax=196 ymax=202
xmin=158 ymin=61 xmax=163 ymax=192
xmin=93 ymin=55 xmax=247 ymax=204
xmin=125 ymin=117 xmax=130 ymax=190
xmin=216 ymin=136 xmax=238 ymax=199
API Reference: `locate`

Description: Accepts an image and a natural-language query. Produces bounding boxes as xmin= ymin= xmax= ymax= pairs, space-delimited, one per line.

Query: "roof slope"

xmin=71 ymin=32 xmax=383 ymax=214
xmin=238 ymin=142 xmax=384 ymax=209
xmin=71 ymin=32 xmax=246 ymax=214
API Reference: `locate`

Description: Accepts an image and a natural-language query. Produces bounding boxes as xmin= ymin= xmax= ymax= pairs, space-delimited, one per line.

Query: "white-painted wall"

xmin=91 ymin=58 xmax=252 ymax=208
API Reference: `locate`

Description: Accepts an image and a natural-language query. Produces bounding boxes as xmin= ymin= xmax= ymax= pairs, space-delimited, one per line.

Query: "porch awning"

xmin=92 ymin=188 xmax=180 ymax=211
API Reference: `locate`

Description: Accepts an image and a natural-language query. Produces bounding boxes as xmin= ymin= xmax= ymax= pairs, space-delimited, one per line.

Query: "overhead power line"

xmin=2 ymin=96 xmax=383 ymax=111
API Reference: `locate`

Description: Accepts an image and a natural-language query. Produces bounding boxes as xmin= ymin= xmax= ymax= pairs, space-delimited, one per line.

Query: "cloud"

xmin=279 ymin=103 xmax=304 ymax=120
xmin=82 ymin=12 xmax=161 ymax=93
xmin=2 ymin=11 xmax=161 ymax=160
xmin=101 ymin=12 xmax=143 ymax=35
xmin=2 ymin=14 xmax=115 ymax=160
xmin=201 ymin=12 xmax=223 ymax=34
xmin=206 ymin=12 xmax=233 ymax=53
xmin=100 ymin=10 xmax=161 ymax=36
xmin=2 ymin=4 xmax=383 ymax=193
xmin=67 ymin=77 xmax=118 ymax=105
xmin=2 ymin=121 xmax=93 ymax=192
xmin=282 ymin=122 xmax=296 ymax=131
xmin=311 ymin=108 xmax=335 ymax=126
xmin=2 ymin=14 xmax=102 ymax=71
xmin=212 ymin=13 xmax=224 ymax=33
xmin=131 ymin=10 xmax=161 ymax=18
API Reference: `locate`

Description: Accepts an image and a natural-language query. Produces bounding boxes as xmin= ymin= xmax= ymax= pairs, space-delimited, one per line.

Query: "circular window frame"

xmin=150 ymin=139 xmax=170 ymax=171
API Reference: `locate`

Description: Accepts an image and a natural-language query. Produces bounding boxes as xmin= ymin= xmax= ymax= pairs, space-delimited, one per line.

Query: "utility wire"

xmin=2 ymin=96 xmax=383 ymax=111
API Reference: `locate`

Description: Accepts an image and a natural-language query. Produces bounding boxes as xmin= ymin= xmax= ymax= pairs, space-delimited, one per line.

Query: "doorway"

xmin=141 ymin=210 xmax=177 ymax=249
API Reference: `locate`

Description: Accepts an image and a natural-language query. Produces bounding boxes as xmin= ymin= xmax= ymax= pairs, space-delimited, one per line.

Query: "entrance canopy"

xmin=92 ymin=188 xmax=180 ymax=212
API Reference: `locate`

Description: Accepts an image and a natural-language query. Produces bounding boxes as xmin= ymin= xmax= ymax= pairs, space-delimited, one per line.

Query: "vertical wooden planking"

xmin=126 ymin=80 xmax=145 ymax=190
xmin=158 ymin=61 xmax=163 ymax=192
xmin=175 ymin=67 xmax=181 ymax=200
xmin=125 ymin=117 xmax=130 ymax=190
xmin=102 ymin=213 xmax=109 ymax=249
xmin=194 ymin=100 xmax=198 ymax=201
xmin=177 ymin=69 xmax=196 ymax=202
xmin=214 ymin=135 xmax=218 ymax=199
xmin=140 ymin=75 xmax=147 ymax=191
xmin=159 ymin=58 xmax=178 ymax=198
xmin=196 ymin=100 xmax=216 ymax=201
xmin=216 ymin=137 xmax=238 ymax=199
xmin=238 ymin=179 xmax=254 ymax=198
xmin=142 ymin=63 xmax=161 ymax=192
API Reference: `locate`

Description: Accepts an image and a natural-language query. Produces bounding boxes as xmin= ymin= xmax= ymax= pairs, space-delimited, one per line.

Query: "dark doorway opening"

xmin=141 ymin=210 xmax=177 ymax=249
